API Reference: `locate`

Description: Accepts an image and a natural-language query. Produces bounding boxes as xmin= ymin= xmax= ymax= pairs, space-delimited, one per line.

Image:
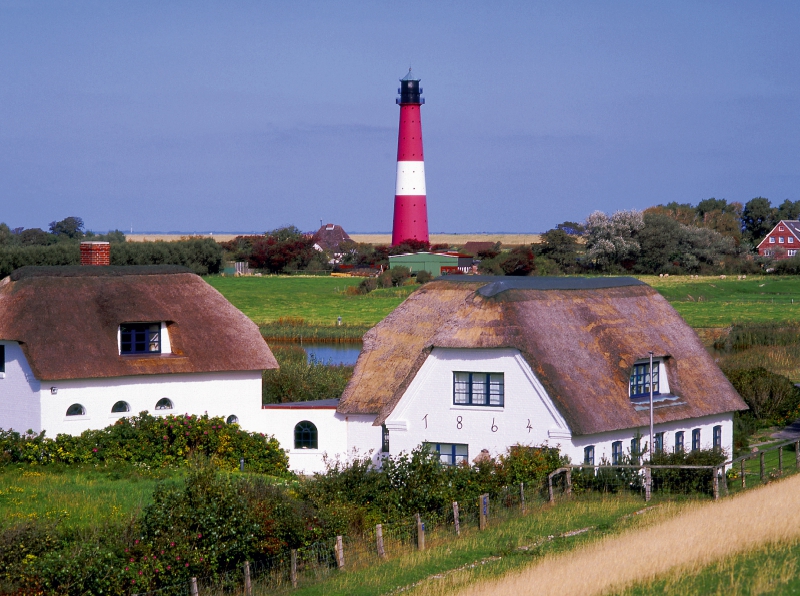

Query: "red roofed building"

xmin=756 ymin=220 xmax=800 ymax=259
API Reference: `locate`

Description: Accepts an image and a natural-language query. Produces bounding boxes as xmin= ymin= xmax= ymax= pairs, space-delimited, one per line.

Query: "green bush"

xmin=0 ymin=413 xmax=289 ymax=475
xmin=415 ymin=270 xmax=433 ymax=283
xmin=262 ymin=345 xmax=353 ymax=404
xmin=724 ymin=367 xmax=800 ymax=424
xmin=357 ymin=276 xmax=378 ymax=294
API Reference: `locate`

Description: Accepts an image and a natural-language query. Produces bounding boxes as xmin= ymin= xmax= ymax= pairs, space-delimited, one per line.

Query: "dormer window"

xmin=629 ymin=361 xmax=661 ymax=397
xmin=120 ymin=323 xmax=161 ymax=354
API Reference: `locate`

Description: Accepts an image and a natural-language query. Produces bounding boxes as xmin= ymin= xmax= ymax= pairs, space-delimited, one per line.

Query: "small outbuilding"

xmin=268 ymin=276 xmax=747 ymax=473
xmin=388 ymin=252 xmax=474 ymax=276
xmin=0 ymin=266 xmax=277 ymax=435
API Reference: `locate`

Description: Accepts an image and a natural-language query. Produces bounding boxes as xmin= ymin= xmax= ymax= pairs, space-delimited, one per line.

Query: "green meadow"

xmin=642 ymin=275 xmax=800 ymax=328
xmin=206 ymin=274 xmax=800 ymax=332
xmin=0 ymin=465 xmax=182 ymax=529
xmin=204 ymin=275 xmax=416 ymax=327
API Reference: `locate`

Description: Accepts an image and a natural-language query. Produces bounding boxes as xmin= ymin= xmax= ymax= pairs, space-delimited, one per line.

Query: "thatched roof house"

xmin=340 ymin=276 xmax=745 ymax=433
xmin=332 ymin=276 xmax=746 ymax=465
xmin=0 ymin=266 xmax=276 ymax=436
xmin=312 ymin=223 xmax=351 ymax=253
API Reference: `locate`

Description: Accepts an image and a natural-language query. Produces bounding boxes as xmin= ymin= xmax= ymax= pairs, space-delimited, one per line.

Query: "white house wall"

xmin=255 ymin=408 xmax=349 ymax=475
xmin=40 ymin=370 xmax=263 ymax=436
xmin=565 ymin=412 xmax=735 ymax=465
xmin=384 ymin=347 xmax=736 ymax=465
xmin=0 ymin=342 xmax=42 ymax=433
xmin=384 ymin=348 xmax=570 ymax=461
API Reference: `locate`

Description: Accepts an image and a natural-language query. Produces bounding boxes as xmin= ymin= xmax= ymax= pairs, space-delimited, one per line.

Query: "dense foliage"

xmin=0 ymin=444 xmax=566 ymax=595
xmin=110 ymin=237 xmax=223 ymax=275
xmin=0 ymin=413 xmax=289 ymax=475
xmin=262 ymin=345 xmax=354 ymax=404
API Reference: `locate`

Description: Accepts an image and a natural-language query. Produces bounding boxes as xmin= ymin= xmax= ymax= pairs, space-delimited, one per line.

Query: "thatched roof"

xmin=312 ymin=224 xmax=351 ymax=252
xmin=0 ymin=266 xmax=277 ymax=381
xmin=338 ymin=276 xmax=747 ymax=435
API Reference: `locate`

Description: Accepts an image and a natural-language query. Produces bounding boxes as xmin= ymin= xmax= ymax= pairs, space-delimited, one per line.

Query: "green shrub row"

xmin=0 ymin=238 xmax=223 ymax=278
xmin=0 ymin=413 xmax=289 ymax=475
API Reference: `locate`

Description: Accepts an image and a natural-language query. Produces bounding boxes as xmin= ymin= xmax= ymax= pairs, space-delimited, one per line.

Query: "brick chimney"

xmin=80 ymin=241 xmax=110 ymax=266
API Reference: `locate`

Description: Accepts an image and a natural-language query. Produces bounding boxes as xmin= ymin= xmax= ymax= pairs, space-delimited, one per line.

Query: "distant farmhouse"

xmin=757 ymin=220 xmax=800 ymax=259
xmin=266 ymin=277 xmax=747 ymax=473
xmin=0 ymin=263 xmax=276 ymax=436
xmin=312 ymin=223 xmax=351 ymax=262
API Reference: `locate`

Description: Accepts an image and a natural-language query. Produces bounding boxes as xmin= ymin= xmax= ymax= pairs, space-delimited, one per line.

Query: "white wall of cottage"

xmin=0 ymin=342 xmax=43 ymax=433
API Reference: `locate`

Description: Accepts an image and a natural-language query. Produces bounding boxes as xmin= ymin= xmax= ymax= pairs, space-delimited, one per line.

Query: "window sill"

xmin=119 ymin=353 xmax=182 ymax=359
xmin=64 ymin=416 xmax=90 ymax=422
xmin=450 ymin=404 xmax=505 ymax=411
xmin=0 ymin=372 xmax=5 ymax=379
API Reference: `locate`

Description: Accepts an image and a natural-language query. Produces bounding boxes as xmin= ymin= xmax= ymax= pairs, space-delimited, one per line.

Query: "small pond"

xmin=272 ymin=342 xmax=362 ymax=366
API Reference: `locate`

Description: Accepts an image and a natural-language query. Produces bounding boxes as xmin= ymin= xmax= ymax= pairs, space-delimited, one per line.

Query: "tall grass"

xmin=621 ymin=539 xmax=800 ymax=595
xmin=0 ymin=464 xmax=180 ymax=529
xmin=452 ymin=474 xmax=800 ymax=596
xmin=262 ymin=345 xmax=354 ymax=403
xmin=260 ymin=317 xmax=369 ymax=342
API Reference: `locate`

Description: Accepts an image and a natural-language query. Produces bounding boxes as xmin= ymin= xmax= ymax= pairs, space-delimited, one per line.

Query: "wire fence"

xmin=132 ymin=439 xmax=800 ymax=596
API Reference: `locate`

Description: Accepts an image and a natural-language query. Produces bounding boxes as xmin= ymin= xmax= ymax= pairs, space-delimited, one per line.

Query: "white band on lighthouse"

xmin=395 ymin=161 xmax=426 ymax=195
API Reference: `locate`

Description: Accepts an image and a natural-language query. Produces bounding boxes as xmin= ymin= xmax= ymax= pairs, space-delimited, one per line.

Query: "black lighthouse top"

xmin=397 ymin=69 xmax=425 ymax=105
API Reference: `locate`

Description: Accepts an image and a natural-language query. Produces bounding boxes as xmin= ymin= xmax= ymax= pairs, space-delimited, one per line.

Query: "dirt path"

xmin=453 ymin=474 xmax=800 ymax=596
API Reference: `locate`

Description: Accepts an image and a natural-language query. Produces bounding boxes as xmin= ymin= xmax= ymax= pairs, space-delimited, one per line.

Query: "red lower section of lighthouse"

xmin=392 ymin=195 xmax=429 ymax=245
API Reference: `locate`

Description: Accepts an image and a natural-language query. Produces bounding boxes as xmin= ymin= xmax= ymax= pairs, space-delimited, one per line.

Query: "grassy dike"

xmin=287 ymin=495 xmax=679 ymax=596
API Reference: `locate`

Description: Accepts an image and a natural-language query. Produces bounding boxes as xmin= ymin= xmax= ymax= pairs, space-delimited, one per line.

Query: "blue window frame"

xmin=675 ymin=431 xmax=685 ymax=453
xmin=0 ymin=344 xmax=4 ymax=373
xmin=425 ymin=442 xmax=468 ymax=466
xmin=294 ymin=421 xmax=318 ymax=449
xmin=584 ymin=445 xmax=595 ymax=466
xmin=713 ymin=425 xmax=722 ymax=450
xmin=453 ymin=372 xmax=504 ymax=406
xmin=654 ymin=432 xmax=664 ymax=454
xmin=382 ymin=424 xmax=390 ymax=453
xmin=629 ymin=362 xmax=660 ymax=397
xmin=612 ymin=441 xmax=623 ymax=465
xmin=120 ymin=323 xmax=161 ymax=354
xmin=692 ymin=429 xmax=701 ymax=451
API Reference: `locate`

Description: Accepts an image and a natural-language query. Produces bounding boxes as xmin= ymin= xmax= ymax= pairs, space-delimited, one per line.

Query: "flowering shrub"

xmin=0 ymin=413 xmax=289 ymax=475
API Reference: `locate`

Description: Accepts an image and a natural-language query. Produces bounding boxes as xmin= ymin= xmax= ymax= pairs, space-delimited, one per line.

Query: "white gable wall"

xmin=0 ymin=342 xmax=42 ymax=433
xmin=384 ymin=348 xmax=570 ymax=461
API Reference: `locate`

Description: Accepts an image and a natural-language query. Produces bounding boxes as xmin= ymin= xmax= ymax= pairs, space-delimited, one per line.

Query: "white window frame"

xmin=780 ymin=237 xmax=785 ymax=244
xmin=770 ymin=237 xmax=776 ymax=244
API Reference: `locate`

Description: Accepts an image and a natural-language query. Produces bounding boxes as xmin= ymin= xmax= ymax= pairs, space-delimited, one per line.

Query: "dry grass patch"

xmin=452 ymin=474 xmax=800 ymax=596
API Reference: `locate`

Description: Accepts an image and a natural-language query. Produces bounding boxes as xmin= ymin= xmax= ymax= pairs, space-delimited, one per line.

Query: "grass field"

xmin=643 ymin=275 xmax=800 ymax=328
xmin=204 ymin=276 xmax=416 ymax=326
xmin=450 ymin=473 xmax=800 ymax=596
xmin=0 ymin=464 xmax=182 ymax=529
xmin=206 ymin=274 xmax=800 ymax=332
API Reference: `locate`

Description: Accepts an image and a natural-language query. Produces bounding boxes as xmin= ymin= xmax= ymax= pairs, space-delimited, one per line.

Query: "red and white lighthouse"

xmin=391 ymin=69 xmax=429 ymax=246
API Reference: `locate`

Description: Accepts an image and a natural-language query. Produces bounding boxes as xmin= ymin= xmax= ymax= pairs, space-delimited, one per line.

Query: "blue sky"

xmin=1 ymin=1 xmax=798 ymax=234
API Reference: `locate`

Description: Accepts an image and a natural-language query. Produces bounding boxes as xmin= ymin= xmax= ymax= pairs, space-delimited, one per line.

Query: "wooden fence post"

xmin=779 ymin=446 xmax=783 ymax=474
xmin=244 ymin=561 xmax=252 ymax=596
xmin=720 ymin=465 xmax=728 ymax=496
xmin=760 ymin=451 xmax=765 ymax=481
xmin=566 ymin=468 xmax=572 ymax=496
xmin=479 ymin=494 xmax=489 ymax=531
xmin=713 ymin=468 xmax=719 ymax=500
xmin=290 ymin=549 xmax=298 ymax=588
xmin=190 ymin=577 xmax=199 ymax=596
xmin=376 ymin=524 xmax=386 ymax=559
xmin=741 ymin=459 xmax=746 ymax=489
xmin=548 ymin=473 xmax=555 ymax=503
xmin=519 ymin=482 xmax=526 ymax=512
xmin=452 ymin=502 xmax=460 ymax=536
xmin=335 ymin=535 xmax=345 ymax=569
xmin=796 ymin=441 xmax=800 ymax=471
xmin=644 ymin=467 xmax=652 ymax=502
xmin=415 ymin=513 xmax=425 ymax=551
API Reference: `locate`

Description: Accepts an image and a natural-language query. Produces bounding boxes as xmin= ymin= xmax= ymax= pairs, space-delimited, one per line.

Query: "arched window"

xmin=155 ymin=398 xmax=173 ymax=410
xmin=294 ymin=421 xmax=318 ymax=449
xmin=111 ymin=401 xmax=130 ymax=413
xmin=226 ymin=414 xmax=239 ymax=425
xmin=66 ymin=403 xmax=86 ymax=416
